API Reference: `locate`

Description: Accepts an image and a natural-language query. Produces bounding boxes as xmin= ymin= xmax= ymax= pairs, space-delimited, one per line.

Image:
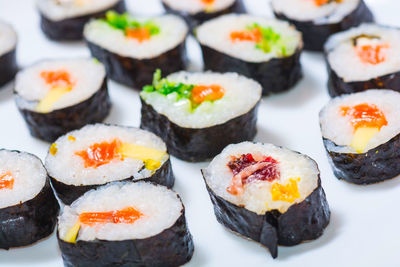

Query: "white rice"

xmin=0 ymin=21 xmax=17 ymax=56
xmin=162 ymin=0 xmax=235 ymax=15
xmin=326 ymin=24 xmax=400 ymax=82
xmin=271 ymin=0 xmax=359 ymax=24
xmin=37 ymin=0 xmax=120 ymax=21
xmin=45 ymin=124 xmax=169 ymax=186
xmin=0 ymin=150 xmax=47 ymax=209
xmin=14 ymin=58 xmax=106 ymax=112
xmin=141 ymin=71 xmax=261 ymax=128
xmin=319 ymin=89 xmax=400 ymax=153
xmin=203 ymin=142 xmax=319 ymax=214
xmin=196 ymin=14 xmax=302 ymax=62
xmin=58 ymin=182 xmax=183 ymax=241
xmin=84 ymin=14 xmax=188 ymax=59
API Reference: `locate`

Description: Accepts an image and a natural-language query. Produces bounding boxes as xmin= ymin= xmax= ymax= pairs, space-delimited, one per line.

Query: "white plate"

xmin=0 ymin=0 xmax=399 ymax=266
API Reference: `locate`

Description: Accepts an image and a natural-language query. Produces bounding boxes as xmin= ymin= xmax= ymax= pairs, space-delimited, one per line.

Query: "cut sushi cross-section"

xmin=0 ymin=20 xmax=18 ymax=87
xmin=162 ymin=0 xmax=237 ymax=15
xmin=57 ymin=182 xmax=194 ymax=267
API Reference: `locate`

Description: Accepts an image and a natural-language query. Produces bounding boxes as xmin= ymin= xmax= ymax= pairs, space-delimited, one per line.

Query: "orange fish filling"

xmin=40 ymin=70 xmax=74 ymax=87
xmin=313 ymin=0 xmax=342 ymax=6
xmin=230 ymin=28 xmax=262 ymax=43
xmin=0 ymin=171 xmax=14 ymax=190
xmin=75 ymin=139 xmax=122 ymax=168
xmin=191 ymin=84 xmax=225 ymax=104
xmin=79 ymin=207 xmax=144 ymax=226
xmin=201 ymin=0 xmax=215 ymax=4
xmin=340 ymin=103 xmax=388 ymax=131
xmin=125 ymin=27 xmax=151 ymax=42
xmin=356 ymin=44 xmax=389 ymax=65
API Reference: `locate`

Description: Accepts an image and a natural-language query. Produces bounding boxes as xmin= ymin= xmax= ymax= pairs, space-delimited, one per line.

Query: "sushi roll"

xmin=57 ymin=182 xmax=194 ymax=267
xmin=320 ymin=89 xmax=400 ymax=184
xmin=162 ymin=0 xmax=246 ymax=30
xmin=46 ymin=124 xmax=175 ymax=205
xmin=0 ymin=149 xmax=59 ymax=249
xmin=271 ymin=0 xmax=374 ymax=51
xmin=0 ymin=21 xmax=18 ymax=87
xmin=84 ymin=11 xmax=188 ymax=89
xmin=196 ymin=14 xmax=303 ymax=95
xmin=325 ymin=24 xmax=400 ymax=96
xmin=140 ymin=70 xmax=262 ymax=162
xmin=202 ymin=142 xmax=330 ymax=258
xmin=37 ymin=0 xmax=126 ymax=41
xmin=14 ymin=58 xmax=111 ymax=142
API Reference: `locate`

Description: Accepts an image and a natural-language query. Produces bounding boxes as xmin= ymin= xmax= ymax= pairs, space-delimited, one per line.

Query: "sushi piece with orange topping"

xmin=57 ymin=182 xmax=194 ymax=267
xmin=201 ymin=142 xmax=330 ymax=258
xmin=37 ymin=0 xmax=126 ymax=41
xmin=0 ymin=149 xmax=59 ymax=249
xmin=272 ymin=0 xmax=373 ymax=51
xmin=320 ymin=89 xmax=400 ymax=184
xmin=14 ymin=58 xmax=111 ymax=142
xmin=325 ymin=24 xmax=400 ymax=96
xmin=140 ymin=70 xmax=262 ymax=162
xmin=0 ymin=21 xmax=18 ymax=88
xmin=45 ymin=124 xmax=174 ymax=204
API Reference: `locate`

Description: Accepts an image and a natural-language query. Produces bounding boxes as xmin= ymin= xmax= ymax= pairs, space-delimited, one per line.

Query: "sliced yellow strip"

xmin=49 ymin=143 xmax=58 ymax=156
xmin=36 ymin=86 xmax=72 ymax=113
xmin=271 ymin=178 xmax=301 ymax=203
xmin=63 ymin=222 xmax=81 ymax=243
xmin=117 ymin=143 xmax=166 ymax=170
xmin=350 ymin=127 xmax=379 ymax=153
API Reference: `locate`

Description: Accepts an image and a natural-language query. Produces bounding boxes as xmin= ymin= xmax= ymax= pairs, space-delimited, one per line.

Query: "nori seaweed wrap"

xmin=84 ymin=11 xmax=188 ymax=89
xmin=140 ymin=70 xmax=262 ymax=162
xmin=14 ymin=58 xmax=111 ymax=142
xmin=320 ymin=89 xmax=400 ymax=184
xmin=162 ymin=0 xmax=246 ymax=31
xmin=0 ymin=21 xmax=18 ymax=88
xmin=45 ymin=124 xmax=175 ymax=205
xmin=272 ymin=0 xmax=374 ymax=51
xmin=0 ymin=150 xmax=59 ymax=249
xmin=57 ymin=182 xmax=194 ymax=267
xmin=202 ymin=142 xmax=330 ymax=258
xmin=196 ymin=14 xmax=303 ymax=95
xmin=325 ymin=24 xmax=400 ymax=97
xmin=37 ymin=0 xmax=126 ymax=41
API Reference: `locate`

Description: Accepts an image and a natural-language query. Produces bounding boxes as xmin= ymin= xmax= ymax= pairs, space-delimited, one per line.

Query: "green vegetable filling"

xmin=247 ymin=23 xmax=288 ymax=56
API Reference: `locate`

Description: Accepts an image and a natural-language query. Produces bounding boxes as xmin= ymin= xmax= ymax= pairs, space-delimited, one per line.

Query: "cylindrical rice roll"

xmin=0 ymin=149 xmax=59 ymax=250
xmin=0 ymin=21 xmax=18 ymax=87
xmin=320 ymin=89 xmax=400 ymax=184
xmin=140 ymin=70 xmax=262 ymax=162
xmin=162 ymin=0 xmax=246 ymax=31
xmin=84 ymin=12 xmax=188 ymax=89
xmin=57 ymin=182 xmax=194 ymax=267
xmin=196 ymin=14 xmax=303 ymax=95
xmin=14 ymin=58 xmax=111 ymax=142
xmin=45 ymin=124 xmax=175 ymax=205
xmin=272 ymin=0 xmax=374 ymax=51
xmin=37 ymin=0 xmax=126 ymax=41
xmin=202 ymin=142 xmax=330 ymax=258
xmin=325 ymin=24 xmax=400 ymax=96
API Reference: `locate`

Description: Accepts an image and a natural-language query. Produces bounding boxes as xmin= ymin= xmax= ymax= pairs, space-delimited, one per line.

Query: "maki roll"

xmin=58 ymin=182 xmax=194 ymax=267
xmin=196 ymin=14 xmax=303 ymax=95
xmin=202 ymin=142 xmax=330 ymax=258
xmin=37 ymin=0 xmax=126 ymax=41
xmin=140 ymin=70 xmax=262 ymax=162
xmin=320 ymin=89 xmax=400 ymax=184
xmin=0 ymin=149 xmax=59 ymax=249
xmin=14 ymin=58 xmax=111 ymax=142
xmin=162 ymin=0 xmax=245 ymax=30
xmin=325 ymin=24 xmax=400 ymax=96
xmin=45 ymin=124 xmax=175 ymax=205
xmin=271 ymin=0 xmax=374 ymax=51
xmin=84 ymin=11 xmax=188 ymax=89
xmin=0 ymin=21 xmax=18 ymax=87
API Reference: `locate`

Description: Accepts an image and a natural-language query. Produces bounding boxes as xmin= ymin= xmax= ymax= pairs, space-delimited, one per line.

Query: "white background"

xmin=0 ymin=0 xmax=399 ymax=266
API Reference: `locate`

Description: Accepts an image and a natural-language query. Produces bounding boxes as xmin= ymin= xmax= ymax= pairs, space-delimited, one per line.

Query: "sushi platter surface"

xmin=0 ymin=0 xmax=400 ymax=266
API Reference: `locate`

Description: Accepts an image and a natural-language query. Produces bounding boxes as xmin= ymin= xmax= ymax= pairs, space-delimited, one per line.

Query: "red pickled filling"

xmin=75 ymin=139 xmax=122 ymax=168
xmin=230 ymin=28 xmax=262 ymax=43
xmin=79 ymin=207 xmax=144 ymax=226
xmin=340 ymin=103 xmax=388 ymax=130
xmin=191 ymin=84 xmax=225 ymax=104
xmin=40 ymin=70 xmax=74 ymax=87
xmin=356 ymin=44 xmax=388 ymax=65
xmin=0 ymin=171 xmax=14 ymax=190
xmin=125 ymin=27 xmax=151 ymax=42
